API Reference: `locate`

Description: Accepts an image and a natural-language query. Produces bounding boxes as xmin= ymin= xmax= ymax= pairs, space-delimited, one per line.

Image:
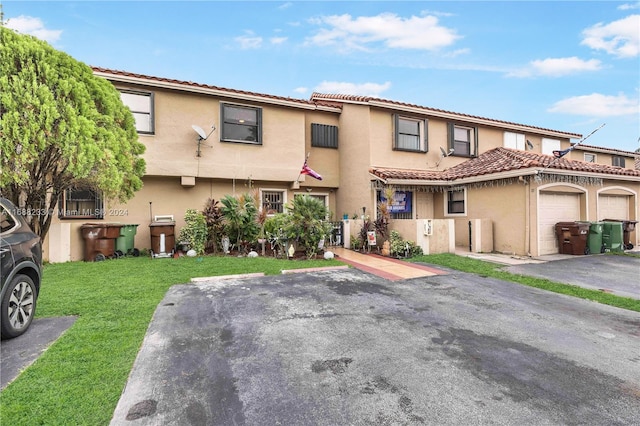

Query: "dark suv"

xmin=1 ymin=197 xmax=42 ymax=339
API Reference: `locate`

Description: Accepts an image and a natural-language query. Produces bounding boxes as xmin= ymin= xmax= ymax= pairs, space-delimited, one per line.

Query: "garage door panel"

xmin=598 ymin=195 xmax=628 ymax=221
xmin=539 ymin=193 xmax=581 ymax=255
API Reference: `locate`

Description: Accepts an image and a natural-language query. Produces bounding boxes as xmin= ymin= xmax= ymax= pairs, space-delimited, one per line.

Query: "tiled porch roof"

xmin=370 ymin=147 xmax=640 ymax=183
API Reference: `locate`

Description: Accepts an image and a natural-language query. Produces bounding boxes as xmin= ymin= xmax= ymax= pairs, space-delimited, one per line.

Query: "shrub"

xmin=220 ymin=193 xmax=259 ymax=254
xmin=203 ymin=198 xmax=224 ymax=253
xmin=388 ymin=230 xmax=422 ymax=258
xmin=286 ymin=195 xmax=333 ymax=259
xmin=178 ymin=209 xmax=208 ymax=255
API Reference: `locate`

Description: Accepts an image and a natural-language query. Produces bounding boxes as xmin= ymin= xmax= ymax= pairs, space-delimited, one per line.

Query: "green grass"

xmin=0 ymin=255 xmax=344 ymax=426
xmin=411 ymin=253 xmax=640 ymax=313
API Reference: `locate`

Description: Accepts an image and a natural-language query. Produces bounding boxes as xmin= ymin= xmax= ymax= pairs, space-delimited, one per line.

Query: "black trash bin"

xmin=555 ymin=221 xmax=590 ymax=255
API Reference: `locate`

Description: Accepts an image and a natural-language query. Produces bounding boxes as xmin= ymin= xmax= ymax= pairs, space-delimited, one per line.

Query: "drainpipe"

xmin=525 ymin=178 xmax=531 ymax=256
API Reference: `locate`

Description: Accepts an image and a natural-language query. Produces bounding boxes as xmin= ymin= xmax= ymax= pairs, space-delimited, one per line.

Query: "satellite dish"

xmin=439 ymin=147 xmax=448 ymax=157
xmin=192 ymin=124 xmax=208 ymax=140
xmin=526 ymin=139 xmax=534 ymax=150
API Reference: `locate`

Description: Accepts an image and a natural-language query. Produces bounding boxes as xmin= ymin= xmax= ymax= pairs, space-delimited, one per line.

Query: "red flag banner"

xmin=300 ymin=159 xmax=323 ymax=180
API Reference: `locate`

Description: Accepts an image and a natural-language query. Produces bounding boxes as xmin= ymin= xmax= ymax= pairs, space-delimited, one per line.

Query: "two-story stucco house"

xmin=43 ymin=68 xmax=640 ymax=262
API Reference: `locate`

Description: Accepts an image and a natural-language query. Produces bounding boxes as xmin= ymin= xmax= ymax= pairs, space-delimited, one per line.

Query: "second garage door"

xmin=598 ymin=194 xmax=629 ymax=220
xmin=539 ymin=192 xmax=581 ymax=255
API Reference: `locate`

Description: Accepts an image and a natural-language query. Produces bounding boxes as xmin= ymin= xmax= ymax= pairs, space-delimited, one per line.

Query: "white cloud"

xmin=581 ymin=14 xmax=639 ymax=58
xmin=307 ymin=13 xmax=460 ymax=52
xmin=294 ymin=87 xmax=308 ymax=94
xmin=270 ymin=36 xmax=287 ymax=45
xmin=235 ymin=31 xmax=263 ymax=49
xmin=5 ymin=15 xmax=62 ymax=43
xmin=618 ymin=3 xmax=640 ymax=10
xmin=507 ymin=57 xmax=602 ymax=77
xmin=314 ymin=81 xmax=392 ymax=97
xmin=278 ymin=2 xmax=293 ymax=10
xmin=548 ymin=93 xmax=639 ymax=116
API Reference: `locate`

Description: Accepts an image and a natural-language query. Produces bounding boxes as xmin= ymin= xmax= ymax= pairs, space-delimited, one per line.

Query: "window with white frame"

xmin=504 ymin=132 xmax=525 ymax=150
xmin=120 ymin=90 xmax=154 ymax=134
xmin=446 ymin=189 xmax=466 ymax=215
xmin=58 ymin=188 xmax=103 ymax=219
xmin=394 ymin=115 xmax=428 ymax=152
xmin=448 ymin=124 xmax=477 ymax=157
xmin=221 ymin=103 xmax=262 ymax=144
xmin=541 ymin=138 xmax=561 ymax=156
xmin=584 ymin=153 xmax=596 ymax=163
xmin=261 ymin=190 xmax=285 ymax=214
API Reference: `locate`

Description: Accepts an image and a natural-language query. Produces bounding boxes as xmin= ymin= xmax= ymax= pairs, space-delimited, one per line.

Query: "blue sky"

xmin=3 ymin=1 xmax=639 ymax=152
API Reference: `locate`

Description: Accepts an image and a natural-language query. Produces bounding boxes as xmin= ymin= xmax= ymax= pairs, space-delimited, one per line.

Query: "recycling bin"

xmin=115 ymin=224 xmax=139 ymax=256
xmin=602 ymin=221 xmax=624 ymax=253
xmin=555 ymin=221 xmax=590 ymax=255
xmin=586 ymin=222 xmax=604 ymax=254
xmin=603 ymin=219 xmax=636 ymax=250
xmin=149 ymin=221 xmax=175 ymax=258
xmin=81 ymin=223 xmax=123 ymax=261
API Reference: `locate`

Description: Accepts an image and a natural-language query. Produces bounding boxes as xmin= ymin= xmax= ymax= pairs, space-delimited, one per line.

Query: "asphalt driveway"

xmin=111 ymin=268 xmax=640 ymax=425
xmin=506 ymin=254 xmax=640 ymax=300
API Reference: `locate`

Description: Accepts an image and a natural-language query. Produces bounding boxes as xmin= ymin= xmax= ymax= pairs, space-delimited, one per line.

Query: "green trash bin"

xmin=115 ymin=224 xmax=139 ymax=256
xmin=586 ymin=222 xmax=604 ymax=254
xmin=602 ymin=221 xmax=624 ymax=253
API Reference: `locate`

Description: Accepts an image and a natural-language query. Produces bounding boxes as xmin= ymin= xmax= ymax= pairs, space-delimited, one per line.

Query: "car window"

xmin=0 ymin=206 xmax=18 ymax=233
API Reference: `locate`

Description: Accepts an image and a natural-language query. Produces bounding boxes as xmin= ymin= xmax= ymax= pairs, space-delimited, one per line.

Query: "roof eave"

xmin=94 ymin=70 xmax=342 ymax=113
xmin=367 ymin=100 xmax=581 ymax=139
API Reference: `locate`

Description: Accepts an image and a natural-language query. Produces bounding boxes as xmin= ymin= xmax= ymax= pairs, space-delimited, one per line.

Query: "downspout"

xmin=524 ymin=177 xmax=531 ymax=256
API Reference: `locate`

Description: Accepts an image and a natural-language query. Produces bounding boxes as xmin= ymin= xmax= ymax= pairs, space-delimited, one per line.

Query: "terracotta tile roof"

xmin=312 ymin=93 xmax=581 ymax=138
xmin=370 ymin=147 xmax=640 ymax=183
xmin=92 ymin=67 xmax=341 ymax=110
xmin=573 ymin=143 xmax=639 ymax=156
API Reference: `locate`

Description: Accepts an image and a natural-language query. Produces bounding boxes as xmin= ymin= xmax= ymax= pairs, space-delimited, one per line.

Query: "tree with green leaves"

xmin=0 ymin=27 xmax=145 ymax=240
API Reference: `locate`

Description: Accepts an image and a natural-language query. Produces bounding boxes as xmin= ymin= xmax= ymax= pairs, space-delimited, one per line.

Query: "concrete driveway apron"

xmin=110 ymin=267 xmax=640 ymax=425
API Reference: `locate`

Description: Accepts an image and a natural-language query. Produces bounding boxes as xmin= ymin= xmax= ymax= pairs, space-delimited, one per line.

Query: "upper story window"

xmin=120 ymin=90 xmax=154 ymax=134
xmin=394 ymin=115 xmax=427 ymax=152
xmin=448 ymin=124 xmax=477 ymax=157
xmin=612 ymin=156 xmax=626 ymax=168
xmin=541 ymin=138 xmax=561 ymax=156
xmin=446 ymin=189 xmax=466 ymax=216
xmin=221 ymin=104 xmax=262 ymax=144
xmin=58 ymin=188 xmax=103 ymax=219
xmin=261 ymin=190 xmax=285 ymax=214
xmin=504 ymin=132 xmax=525 ymax=150
xmin=584 ymin=153 xmax=596 ymax=163
xmin=311 ymin=123 xmax=338 ymax=148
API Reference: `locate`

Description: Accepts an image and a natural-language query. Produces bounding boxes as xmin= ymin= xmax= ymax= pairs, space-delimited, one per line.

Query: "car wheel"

xmin=1 ymin=274 xmax=37 ymax=339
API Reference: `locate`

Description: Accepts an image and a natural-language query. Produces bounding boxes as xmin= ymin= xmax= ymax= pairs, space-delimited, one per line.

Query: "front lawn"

xmin=0 ymin=255 xmax=344 ymax=425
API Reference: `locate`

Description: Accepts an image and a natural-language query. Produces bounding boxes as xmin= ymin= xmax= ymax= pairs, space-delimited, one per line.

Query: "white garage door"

xmin=539 ymin=192 xmax=581 ymax=255
xmin=598 ymin=195 xmax=628 ymax=221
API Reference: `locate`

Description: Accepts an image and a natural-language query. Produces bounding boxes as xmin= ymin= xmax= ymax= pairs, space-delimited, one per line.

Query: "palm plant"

xmin=220 ymin=193 xmax=259 ymax=253
xmin=286 ymin=195 xmax=332 ymax=259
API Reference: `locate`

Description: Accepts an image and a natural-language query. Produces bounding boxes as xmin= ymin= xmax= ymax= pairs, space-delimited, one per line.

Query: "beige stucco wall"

xmin=44 ymin=175 xmax=337 ymax=262
xmin=335 ymin=104 xmax=374 ymax=219
xmin=117 ymin=83 xmax=331 ymax=183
